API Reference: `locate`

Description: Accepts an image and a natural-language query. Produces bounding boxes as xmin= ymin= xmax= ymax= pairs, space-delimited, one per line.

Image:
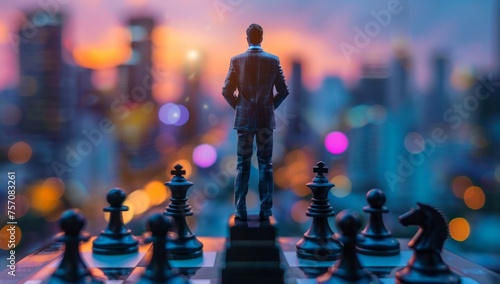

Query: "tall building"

xmin=117 ymin=17 xmax=160 ymax=170
xmin=179 ymin=50 xmax=203 ymax=142
xmin=284 ymin=60 xmax=309 ymax=150
xmin=19 ymin=13 xmax=76 ymax=139
xmin=18 ymin=12 xmax=79 ymax=176
xmin=347 ymin=64 xmax=389 ymax=191
xmin=425 ymin=54 xmax=450 ymax=127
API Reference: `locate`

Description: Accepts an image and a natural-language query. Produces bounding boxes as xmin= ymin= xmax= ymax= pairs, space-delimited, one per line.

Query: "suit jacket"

xmin=222 ymin=46 xmax=289 ymax=131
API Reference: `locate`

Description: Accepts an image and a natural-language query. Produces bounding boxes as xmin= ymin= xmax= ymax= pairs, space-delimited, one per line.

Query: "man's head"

xmin=246 ymin=23 xmax=263 ymax=45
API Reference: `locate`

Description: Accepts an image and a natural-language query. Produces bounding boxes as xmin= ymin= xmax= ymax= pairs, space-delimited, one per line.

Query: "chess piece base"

xmin=395 ymin=265 xmax=461 ymax=284
xmin=356 ymin=235 xmax=400 ymax=256
xmin=317 ymin=268 xmax=381 ymax=284
xmin=296 ymin=235 xmax=342 ymax=261
xmin=166 ymin=235 xmax=203 ymax=260
xmin=138 ymin=273 xmax=189 ymax=284
xmin=92 ymin=232 xmax=139 ymax=255
xmin=222 ymin=214 xmax=284 ymax=284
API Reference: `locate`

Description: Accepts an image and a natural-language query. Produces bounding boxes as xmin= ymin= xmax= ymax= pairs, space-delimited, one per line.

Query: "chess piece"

xmin=356 ymin=188 xmax=400 ymax=256
xmin=222 ymin=215 xmax=284 ymax=284
xmin=395 ymin=203 xmax=461 ymax=284
xmin=47 ymin=209 xmax=104 ymax=284
xmin=138 ymin=213 xmax=189 ymax=284
xmin=92 ymin=188 xmax=139 ymax=254
xmin=164 ymin=164 xmax=203 ymax=259
xmin=317 ymin=210 xmax=381 ymax=284
xmin=296 ymin=161 xmax=342 ymax=261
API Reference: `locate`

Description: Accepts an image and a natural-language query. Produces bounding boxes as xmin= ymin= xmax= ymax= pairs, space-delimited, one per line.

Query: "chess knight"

xmin=222 ymin=23 xmax=289 ymax=221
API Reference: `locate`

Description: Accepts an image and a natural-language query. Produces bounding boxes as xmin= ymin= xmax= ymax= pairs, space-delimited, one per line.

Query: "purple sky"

xmin=0 ymin=0 xmax=497 ymax=96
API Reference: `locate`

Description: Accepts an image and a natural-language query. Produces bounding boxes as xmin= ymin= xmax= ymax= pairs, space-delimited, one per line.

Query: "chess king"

xmin=222 ymin=23 xmax=289 ymax=221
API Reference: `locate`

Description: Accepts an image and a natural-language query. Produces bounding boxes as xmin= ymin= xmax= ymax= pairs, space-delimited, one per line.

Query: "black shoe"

xmin=235 ymin=210 xmax=247 ymax=221
xmin=259 ymin=211 xmax=271 ymax=221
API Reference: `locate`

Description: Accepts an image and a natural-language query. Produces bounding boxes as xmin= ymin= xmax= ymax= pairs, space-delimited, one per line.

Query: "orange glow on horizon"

xmin=73 ymin=26 xmax=131 ymax=69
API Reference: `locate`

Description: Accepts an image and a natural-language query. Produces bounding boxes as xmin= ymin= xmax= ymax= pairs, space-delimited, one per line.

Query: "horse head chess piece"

xmin=395 ymin=202 xmax=461 ymax=284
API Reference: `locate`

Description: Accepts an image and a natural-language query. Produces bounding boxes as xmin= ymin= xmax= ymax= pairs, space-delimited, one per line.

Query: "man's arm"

xmin=273 ymin=60 xmax=289 ymax=110
xmin=222 ymin=60 xmax=238 ymax=109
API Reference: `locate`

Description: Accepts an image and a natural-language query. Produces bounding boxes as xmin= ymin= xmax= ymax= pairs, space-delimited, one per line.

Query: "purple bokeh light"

xmin=173 ymin=104 xmax=189 ymax=126
xmin=159 ymin=103 xmax=180 ymax=125
xmin=192 ymin=144 xmax=217 ymax=168
xmin=324 ymin=131 xmax=349 ymax=154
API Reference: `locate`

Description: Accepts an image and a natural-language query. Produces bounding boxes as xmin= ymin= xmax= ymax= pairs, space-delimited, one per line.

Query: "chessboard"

xmin=2 ymin=236 xmax=499 ymax=284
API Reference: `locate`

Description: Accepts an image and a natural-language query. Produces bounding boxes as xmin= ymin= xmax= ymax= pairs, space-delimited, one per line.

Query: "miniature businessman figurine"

xmin=222 ymin=23 xmax=289 ymax=221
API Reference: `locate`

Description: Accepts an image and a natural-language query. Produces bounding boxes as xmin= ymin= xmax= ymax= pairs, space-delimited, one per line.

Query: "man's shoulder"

xmin=231 ymin=50 xmax=280 ymax=62
xmin=261 ymin=51 xmax=280 ymax=61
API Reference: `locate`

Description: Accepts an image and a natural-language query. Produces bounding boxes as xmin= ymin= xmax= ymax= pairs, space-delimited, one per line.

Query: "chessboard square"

xmin=358 ymin=250 xmax=412 ymax=267
xmin=283 ymin=251 xmax=335 ymax=268
xmin=81 ymin=251 xmax=147 ymax=268
xmin=283 ymin=250 xmax=413 ymax=268
xmin=298 ymin=278 xmax=478 ymax=284
xmin=170 ymin=251 xmax=217 ymax=267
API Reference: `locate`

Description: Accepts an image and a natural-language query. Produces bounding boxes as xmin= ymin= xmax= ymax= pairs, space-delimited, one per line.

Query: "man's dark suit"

xmin=222 ymin=45 xmax=289 ymax=218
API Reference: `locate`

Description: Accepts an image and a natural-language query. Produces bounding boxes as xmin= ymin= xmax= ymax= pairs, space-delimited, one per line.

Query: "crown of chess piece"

xmin=47 ymin=209 xmax=105 ymax=284
xmin=92 ymin=188 xmax=139 ymax=254
xmin=296 ymin=161 xmax=342 ymax=261
xmin=138 ymin=213 xmax=189 ymax=284
xmin=164 ymin=164 xmax=203 ymax=259
xmin=317 ymin=210 xmax=381 ymax=284
xmin=356 ymin=188 xmax=400 ymax=256
xmin=395 ymin=203 xmax=461 ymax=284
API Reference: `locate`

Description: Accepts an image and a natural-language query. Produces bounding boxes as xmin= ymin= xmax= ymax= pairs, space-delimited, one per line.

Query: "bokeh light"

xmin=127 ymin=190 xmax=150 ymax=216
xmin=8 ymin=142 xmax=32 ymax=164
xmin=449 ymin=217 xmax=470 ymax=241
xmin=30 ymin=178 xmax=65 ymax=215
xmin=451 ymin=176 xmax=473 ymax=199
xmin=464 ymin=186 xmax=485 ymax=210
xmin=404 ymin=132 xmax=425 ymax=154
xmin=0 ymin=225 xmax=22 ymax=250
xmin=324 ymin=131 xmax=349 ymax=155
xmin=144 ymin=180 xmax=169 ymax=206
xmin=330 ymin=175 xmax=352 ymax=198
xmin=159 ymin=103 xmax=181 ymax=125
xmin=346 ymin=105 xmax=369 ymax=128
xmin=173 ymin=104 xmax=189 ymax=126
xmin=291 ymin=200 xmax=311 ymax=223
xmin=193 ymin=144 xmax=217 ymax=168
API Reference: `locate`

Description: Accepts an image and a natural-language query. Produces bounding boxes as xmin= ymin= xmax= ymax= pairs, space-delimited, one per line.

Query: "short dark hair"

xmin=246 ymin=23 xmax=263 ymax=44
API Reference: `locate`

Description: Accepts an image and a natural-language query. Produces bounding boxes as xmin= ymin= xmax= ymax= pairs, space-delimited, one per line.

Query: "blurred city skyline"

xmin=0 ymin=0 xmax=497 ymax=98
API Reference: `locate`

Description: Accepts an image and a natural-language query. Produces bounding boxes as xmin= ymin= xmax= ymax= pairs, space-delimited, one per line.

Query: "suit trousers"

xmin=234 ymin=128 xmax=273 ymax=216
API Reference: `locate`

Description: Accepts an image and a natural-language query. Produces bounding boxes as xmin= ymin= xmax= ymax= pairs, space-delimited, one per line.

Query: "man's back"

xmin=222 ymin=47 xmax=288 ymax=131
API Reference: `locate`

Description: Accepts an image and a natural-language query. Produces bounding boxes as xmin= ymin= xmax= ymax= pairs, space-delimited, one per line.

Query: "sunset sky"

xmin=0 ymin=0 xmax=497 ymax=102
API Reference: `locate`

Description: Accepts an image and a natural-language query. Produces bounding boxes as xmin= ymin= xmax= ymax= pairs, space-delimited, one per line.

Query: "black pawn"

xmin=317 ymin=210 xmax=381 ymax=284
xmin=356 ymin=189 xmax=400 ymax=256
xmin=164 ymin=164 xmax=203 ymax=259
xmin=47 ymin=209 xmax=104 ymax=284
xmin=138 ymin=214 xmax=189 ymax=284
xmin=296 ymin=161 xmax=342 ymax=261
xmin=92 ymin=188 xmax=139 ymax=254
